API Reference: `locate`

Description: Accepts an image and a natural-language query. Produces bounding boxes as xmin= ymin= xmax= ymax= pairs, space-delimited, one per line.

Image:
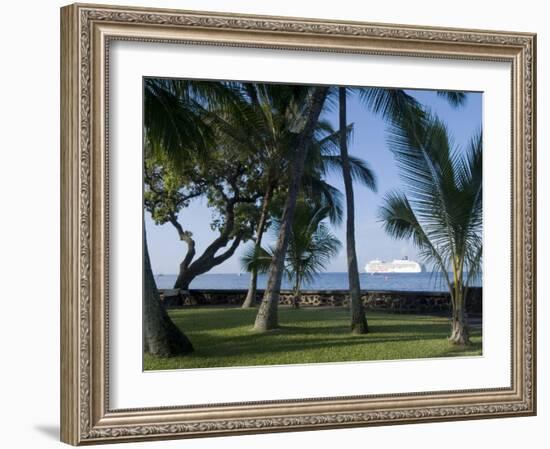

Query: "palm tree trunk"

xmin=243 ymin=268 xmax=259 ymax=308
xmin=242 ymin=183 xmax=274 ymax=308
xmin=339 ymin=87 xmax=369 ymax=334
xmin=144 ymin=226 xmax=194 ymax=357
xmin=292 ymin=272 xmax=301 ymax=309
xmin=449 ymin=283 xmax=470 ymax=345
xmin=254 ymin=87 xmax=329 ymax=332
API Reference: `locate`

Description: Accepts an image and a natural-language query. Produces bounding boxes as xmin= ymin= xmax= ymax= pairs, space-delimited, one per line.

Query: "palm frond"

xmin=437 ymin=91 xmax=468 ymax=108
xmin=321 ymin=155 xmax=377 ymax=192
xmin=284 ymin=201 xmax=342 ymax=287
xmin=381 ymin=107 xmax=483 ymax=301
xmin=355 ymin=87 xmax=420 ymax=122
xmin=300 ymin=176 xmax=344 ymax=225
xmin=240 ymin=244 xmax=274 ymax=273
xmin=314 ymin=123 xmax=354 ymax=155
xmin=386 ymin=109 xmax=465 ymax=254
xmin=144 ymin=78 xmax=216 ymax=165
xmin=378 ymin=191 xmax=453 ymax=289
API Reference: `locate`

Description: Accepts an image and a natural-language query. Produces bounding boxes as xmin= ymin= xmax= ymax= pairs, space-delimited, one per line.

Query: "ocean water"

xmin=155 ymin=272 xmax=481 ymax=292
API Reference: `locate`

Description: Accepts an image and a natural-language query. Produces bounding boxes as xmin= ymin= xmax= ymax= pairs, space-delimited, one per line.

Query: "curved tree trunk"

xmin=144 ymin=228 xmax=193 ymax=357
xmin=173 ymin=265 xmax=199 ymax=291
xmin=242 ymin=184 xmax=274 ymax=308
xmin=170 ymin=195 xmax=247 ymax=290
xmin=173 ymin=233 xmax=242 ymax=290
xmin=254 ymin=87 xmax=329 ymax=332
xmin=339 ymin=87 xmax=369 ymax=334
xmin=173 ymin=271 xmax=192 ymax=291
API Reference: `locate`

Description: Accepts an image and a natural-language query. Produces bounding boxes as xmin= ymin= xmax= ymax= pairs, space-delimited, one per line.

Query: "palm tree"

xmin=379 ymin=109 xmax=482 ymax=345
xmin=337 ymin=87 xmax=465 ymax=334
xmin=252 ymin=85 xmax=439 ymax=331
xmin=338 ymin=87 xmax=370 ymax=333
xmin=253 ymin=86 xmax=329 ymax=331
xmin=282 ymin=202 xmax=342 ymax=308
xmin=335 ymin=87 xmax=421 ymax=334
xmin=210 ymin=83 xmax=348 ymax=309
xmin=242 ymin=201 xmax=341 ymax=308
xmin=240 ymin=115 xmax=376 ymax=309
xmin=231 ymin=84 xmax=343 ymax=308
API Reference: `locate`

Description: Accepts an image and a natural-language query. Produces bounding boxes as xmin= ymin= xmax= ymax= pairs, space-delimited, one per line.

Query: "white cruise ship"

xmin=365 ymin=257 xmax=422 ymax=274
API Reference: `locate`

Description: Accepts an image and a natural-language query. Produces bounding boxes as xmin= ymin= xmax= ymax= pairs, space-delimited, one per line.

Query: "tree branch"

xmin=213 ymin=234 xmax=243 ymax=265
xmin=168 ymin=214 xmax=196 ymax=270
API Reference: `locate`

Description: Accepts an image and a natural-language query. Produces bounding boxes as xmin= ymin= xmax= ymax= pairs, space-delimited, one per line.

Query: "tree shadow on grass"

xmin=156 ymin=307 xmax=482 ymax=369
xmin=179 ymin=325 xmax=481 ymax=360
xmin=440 ymin=340 xmax=483 ymax=357
xmin=168 ymin=307 xmax=455 ymax=333
xmin=169 ymin=309 xmax=259 ymax=332
xmin=153 ymin=334 xmax=482 ymax=370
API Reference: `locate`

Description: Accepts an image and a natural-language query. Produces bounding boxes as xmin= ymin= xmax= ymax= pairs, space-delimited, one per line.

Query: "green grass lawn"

xmin=144 ymin=307 xmax=482 ymax=370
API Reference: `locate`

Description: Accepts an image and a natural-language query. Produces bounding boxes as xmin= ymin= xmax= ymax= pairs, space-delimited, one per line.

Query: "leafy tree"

xmin=142 ymin=77 xmax=243 ymax=356
xmin=144 ymin=145 xmax=261 ymax=290
xmin=379 ymin=109 xmax=482 ymax=345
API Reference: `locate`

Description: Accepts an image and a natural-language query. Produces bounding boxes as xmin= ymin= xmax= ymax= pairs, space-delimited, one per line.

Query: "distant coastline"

xmin=154 ymin=271 xmax=481 ymax=292
xmin=155 ymin=270 xmax=464 ymax=276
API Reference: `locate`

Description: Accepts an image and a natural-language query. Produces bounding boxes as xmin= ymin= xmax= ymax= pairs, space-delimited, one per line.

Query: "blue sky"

xmin=146 ymin=88 xmax=482 ymax=275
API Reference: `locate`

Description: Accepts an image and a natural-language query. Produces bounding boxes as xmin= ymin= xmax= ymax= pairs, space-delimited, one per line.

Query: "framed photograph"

xmin=60 ymin=3 xmax=536 ymax=445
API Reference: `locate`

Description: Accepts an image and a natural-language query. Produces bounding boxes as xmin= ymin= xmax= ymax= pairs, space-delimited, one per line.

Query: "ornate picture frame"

xmin=60 ymin=3 xmax=536 ymax=445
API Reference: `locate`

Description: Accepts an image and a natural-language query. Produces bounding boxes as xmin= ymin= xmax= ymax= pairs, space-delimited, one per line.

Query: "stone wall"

xmin=159 ymin=287 xmax=482 ymax=315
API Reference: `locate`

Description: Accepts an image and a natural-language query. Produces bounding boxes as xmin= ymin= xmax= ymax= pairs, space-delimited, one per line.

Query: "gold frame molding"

xmin=60 ymin=3 xmax=537 ymax=445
